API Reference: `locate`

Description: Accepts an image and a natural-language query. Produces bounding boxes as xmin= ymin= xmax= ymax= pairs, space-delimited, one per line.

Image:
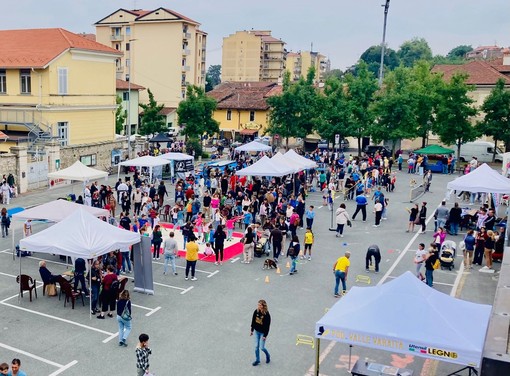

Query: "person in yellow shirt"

xmin=185 ymin=235 xmax=199 ymax=281
xmin=333 ymin=251 xmax=351 ymax=297
xmin=302 ymin=228 xmax=314 ymax=261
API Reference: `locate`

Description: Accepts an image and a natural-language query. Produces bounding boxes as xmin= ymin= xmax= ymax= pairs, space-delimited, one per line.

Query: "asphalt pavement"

xmin=0 ymin=169 xmax=499 ymax=376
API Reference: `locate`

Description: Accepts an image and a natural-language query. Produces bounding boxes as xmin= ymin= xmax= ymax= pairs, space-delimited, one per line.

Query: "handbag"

xmin=121 ymin=301 xmax=132 ymax=321
xmin=46 ymin=284 xmax=57 ymax=296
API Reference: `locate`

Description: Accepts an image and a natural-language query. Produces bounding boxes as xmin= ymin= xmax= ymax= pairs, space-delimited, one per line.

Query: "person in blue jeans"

xmin=163 ymin=232 xmax=179 ymax=275
xmin=287 ymin=235 xmax=300 ymax=275
xmin=250 ymin=299 xmax=271 ymax=366
xmin=116 ymin=290 xmax=132 ymax=347
xmin=333 ymin=251 xmax=351 ymax=297
xmin=90 ymin=260 xmax=102 ymax=314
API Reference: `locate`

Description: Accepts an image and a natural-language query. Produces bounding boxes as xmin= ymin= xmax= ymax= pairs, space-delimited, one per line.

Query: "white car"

xmin=167 ymin=127 xmax=180 ymax=137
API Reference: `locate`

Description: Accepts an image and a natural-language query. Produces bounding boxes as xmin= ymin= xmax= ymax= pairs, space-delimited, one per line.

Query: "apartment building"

xmin=0 ymin=28 xmax=121 ymax=152
xmin=285 ymin=50 xmax=330 ymax=82
xmin=95 ymin=7 xmax=207 ymax=108
xmin=222 ymin=30 xmax=286 ymax=82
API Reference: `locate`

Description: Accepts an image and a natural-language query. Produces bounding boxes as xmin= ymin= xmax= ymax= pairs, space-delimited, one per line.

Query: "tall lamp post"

xmin=378 ymin=0 xmax=391 ymax=86
xmin=126 ymin=39 xmax=136 ymax=159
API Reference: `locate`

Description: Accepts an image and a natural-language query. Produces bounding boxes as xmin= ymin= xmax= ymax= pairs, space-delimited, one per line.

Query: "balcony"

xmin=110 ymin=34 xmax=124 ymax=41
xmin=182 ymin=48 xmax=191 ymax=55
xmin=201 ymin=70 xmax=206 ymax=76
xmin=182 ymin=65 xmax=191 ymax=72
xmin=181 ymin=81 xmax=190 ymax=87
xmin=183 ymin=32 xmax=191 ymax=39
xmin=116 ymin=66 xmax=124 ymax=73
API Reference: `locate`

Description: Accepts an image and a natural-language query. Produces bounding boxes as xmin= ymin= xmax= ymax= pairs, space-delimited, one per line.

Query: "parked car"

xmin=167 ymin=127 xmax=180 ymax=137
xmin=363 ymin=145 xmax=392 ymax=158
xmin=457 ymin=141 xmax=504 ymax=163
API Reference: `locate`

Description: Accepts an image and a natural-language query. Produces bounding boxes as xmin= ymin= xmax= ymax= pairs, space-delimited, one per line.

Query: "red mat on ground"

xmin=159 ymin=222 xmax=244 ymax=263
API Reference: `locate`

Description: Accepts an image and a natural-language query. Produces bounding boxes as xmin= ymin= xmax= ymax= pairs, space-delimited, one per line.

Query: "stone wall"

xmin=0 ymin=152 xmax=17 ymax=179
xmin=60 ymin=139 xmax=127 ymax=171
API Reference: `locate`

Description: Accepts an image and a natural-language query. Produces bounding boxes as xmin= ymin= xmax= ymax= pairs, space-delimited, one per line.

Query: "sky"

xmin=2 ymin=0 xmax=509 ymax=71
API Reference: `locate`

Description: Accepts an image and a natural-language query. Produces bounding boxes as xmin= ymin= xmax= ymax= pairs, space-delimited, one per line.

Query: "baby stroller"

xmin=440 ymin=240 xmax=456 ymax=270
xmin=254 ymin=230 xmax=271 ymax=258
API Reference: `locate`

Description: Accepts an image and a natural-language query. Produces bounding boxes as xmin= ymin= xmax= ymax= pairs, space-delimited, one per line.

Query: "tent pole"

xmin=348 ymin=344 xmax=352 ymax=370
xmin=314 ymin=338 xmax=320 ymax=376
xmin=89 ymin=259 xmax=92 ymax=320
xmin=12 ymin=227 xmax=15 ymax=261
xmin=117 ymin=165 xmax=120 ymax=182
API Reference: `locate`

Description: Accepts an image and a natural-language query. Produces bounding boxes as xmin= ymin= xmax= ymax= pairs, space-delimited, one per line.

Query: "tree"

xmin=397 ymin=38 xmax=433 ymax=67
xmin=115 ymin=95 xmax=127 ymax=135
xmin=205 ymin=65 xmax=221 ymax=92
xmin=316 ymin=76 xmax=351 ymax=145
xmin=177 ymin=85 xmax=219 ymax=156
xmin=370 ymin=66 xmax=417 ymax=153
xmin=433 ymin=73 xmax=479 ymax=161
xmin=322 ymin=69 xmax=344 ymax=81
xmin=446 ymin=45 xmax=473 ymax=60
xmin=139 ymin=89 xmax=165 ymax=136
xmin=359 ymin=45 xmax=400 ymax=77
xmin=477 ymin=79 xmax=510 ymax=156
xmin=343 ymin=61 xmax=379 ymax=155
xmin=266 ymin=68 xmax=321 ymax=149
xmin=408 ymin=61 xmax=445 ymax=147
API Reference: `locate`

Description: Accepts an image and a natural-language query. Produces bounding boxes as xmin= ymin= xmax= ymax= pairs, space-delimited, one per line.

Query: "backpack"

xmin=111 ymin=280 xmax=120 ymax=291
xmin=433 ymin=258 xmax=440 ymax=270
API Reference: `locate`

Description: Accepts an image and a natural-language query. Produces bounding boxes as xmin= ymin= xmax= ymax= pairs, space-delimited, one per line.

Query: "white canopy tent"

xmin=446 ymin=163 xmax=510 ymax=194
xmin=284 ymin=149 xmax=317 ymax=169
xmin=159 ymin=152 xmax=195 ymax=179
xmin=12 ymin=199 xmax=109 ymax=222
xmin=47 ymin=161 xmax=108 ymax=182
xmin=19 ymin=208 xmax=140 ymax=316
xmin=270 ymin=152 xmax=300 ymax=173
xmin=234 ymin=140 xmax=272 ymax=153
xmin=314 ymin=272 xmax=491 ymax=375
xmin=117 ymin=155 xmax=170 ymax=183
xmin=19 ymin=208 xmax=140 ymax=258
xmin=159 ymin=152 xmax=194 ymax=161
xmin=235 ymin=155 xmax=294 ymax=177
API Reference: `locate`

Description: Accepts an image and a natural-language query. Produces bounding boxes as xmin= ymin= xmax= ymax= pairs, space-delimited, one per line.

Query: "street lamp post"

xmin=126 ymin=39 xmax=136 ymax=159
xmin=378 ymin=0 xmax=391 ymax=86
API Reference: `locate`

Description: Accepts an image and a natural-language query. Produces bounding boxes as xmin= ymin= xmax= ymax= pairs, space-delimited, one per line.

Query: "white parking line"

xmin=0 ymin=271 xmax=18 ymax=278
xmin=131 ymin=303 xmax=153 ymax=311
xmin=0 ymin=302 xmax=115 ymax=336
xmin=0 ymin=250 xmax=72 ymax=267
xmin=207 ymin=270 xmax=219 ymax=278
xmin=386 ymin=275 xmax=455 ymax=287
xmin=146 ymin=306 xmax=161 ymax=317
xmin=231 ymin=257 xmax=240 ymax=263
xmin=102 ymin=332 xmax=119 ymax=344
xmin=48 ymin=360 xmax=79 ymax=376
xmin=180 ymin=286 xmax=194 ymax=294
xmin=0 ymin=341 xmax=77 ymax=371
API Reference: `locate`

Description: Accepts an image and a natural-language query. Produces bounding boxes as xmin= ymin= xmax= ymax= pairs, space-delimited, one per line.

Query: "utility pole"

xmin=378 ymin=0 xmax=391 ymax=86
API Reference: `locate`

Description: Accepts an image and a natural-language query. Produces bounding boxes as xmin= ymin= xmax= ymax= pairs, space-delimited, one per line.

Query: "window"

xmin=126 ymin=43 xmax=130 ymax=51
xmin=57 ymin=121 xmax=69 ymax=146
xmin=227 ymin=110 xmax=232 ymax=121
xmin=0 ymin=69 xmax=6 ymax=93
xmin=125 ymin=26 xmax=131 ymax=36
xmin=123 ymin=92 xmax=129 ymax=101
xmin=249 ymin=111 xmax=255 ymax=122
xmin=80 ymin=154 xmax=97 ymax=166
xmin=58 ymin=67 xmax=68 ymax=95
xmin=20 ymin=69 xmax=31 ymax=94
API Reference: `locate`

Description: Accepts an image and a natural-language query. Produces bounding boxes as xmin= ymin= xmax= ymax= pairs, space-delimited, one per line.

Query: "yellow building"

xmin=0 ymin=28 xmax=122 ymax=153
xmin=207 ymin=82 xmax=282 ymax=140
xmin=222 ymin=30 xmax=286 ymax=83
xmin=285 ymin=50 xmax=330 ymax=82
xmin=95 ymin=7 xmax=207 ymax=109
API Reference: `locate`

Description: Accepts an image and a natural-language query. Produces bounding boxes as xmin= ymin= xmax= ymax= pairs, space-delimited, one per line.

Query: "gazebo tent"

xmin=446 ymin=163 xmax=510 ymax=194
xmin=149 ymin=133 xmax=172 ymax=143
xmin=234 ymin=140 xmax=272 ymax=153
xmin=19 ymin=208 xmax=140 ymax=258
xmin=270 ymin=152 xmax=300 ymax=173
xmin=117 ymin=155 xmax=170 ymax=182
xmin=284 ymin=149 xmax=317 ymax=169
xmin=19 ymin=209 xmax=140 ymax=316
xmin=159 ymin=152 xmax=194 ymax=179
xmin=414 ymin=144 xmax=455 ymax=154
xmin=47 ymin=161 xmax=108 ymax=182
xmin=12 ymin=199 xmax=109 ymax=222
xmin=314 ymin=272 xmax=491 ymax=374
xmin=235 ymin=155 xmax=294 ymax=177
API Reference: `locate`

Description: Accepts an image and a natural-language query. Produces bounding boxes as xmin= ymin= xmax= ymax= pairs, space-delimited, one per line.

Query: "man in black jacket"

xmin=269 ymin=227 xmax=283 ymax=262
xmin=448 ymin=202 xmax=462 ymax=235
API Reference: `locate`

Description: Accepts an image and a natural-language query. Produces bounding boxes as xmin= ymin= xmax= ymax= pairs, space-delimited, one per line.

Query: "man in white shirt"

xmin=469 ymin=156 xmax=478 ymax=170
xmin=163 ymin=232 xmax=179 ymax=275
xmin=84 ymin=185 xmax=92 ymax=206
xmin=1 ymin=182 xmax=10 ymax=204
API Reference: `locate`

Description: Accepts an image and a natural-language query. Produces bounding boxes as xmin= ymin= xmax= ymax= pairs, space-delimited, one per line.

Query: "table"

xmin=351 ymin=360 xmax=413 ymax=376
xmin=62 ymin=271 xmax=74 ymax=283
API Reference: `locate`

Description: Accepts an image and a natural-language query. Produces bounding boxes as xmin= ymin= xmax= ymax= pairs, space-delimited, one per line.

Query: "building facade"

xmin=207 ymin=82 xmax=282 ymax=140
xmin=285 ymin=50 xmax=330 ymax=83
xmin=95 ymin=7 xmax=207 ymax=109
xmin=116 ymin=79 xmax=145 ymax=135
xmin=222 ymin=30 xmax=286 ymax=83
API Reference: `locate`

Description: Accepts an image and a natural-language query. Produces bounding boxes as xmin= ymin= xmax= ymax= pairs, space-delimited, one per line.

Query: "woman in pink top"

xmin=211 ymin=193 xmax=220 ymax=209
xmin=432 ymin=227 xmax=447 ymax=250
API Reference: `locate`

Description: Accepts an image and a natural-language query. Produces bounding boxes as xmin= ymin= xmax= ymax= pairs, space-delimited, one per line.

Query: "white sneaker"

xmin=340 ymin=234 xmax=344 ymax=238
xmin=214 ymin=262 xmax=219 ymax=265
xmin=308 ymin=256 xmax=312 ymax=261
xmin=191 ymin=277 xmax=198 ymax=281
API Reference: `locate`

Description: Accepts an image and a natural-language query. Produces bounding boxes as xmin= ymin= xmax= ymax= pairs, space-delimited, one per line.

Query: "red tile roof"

xmin=0 ymin=28 xmax=122 ymax=69
xmin=116 ymin=79 xmax=145 ymax=91
xmin=432 ymin=60 xmax=510 ymax=85
xmin=160 ymin=107 xmax=177 ymax=116
xmin=207 ymin=82 xmax=282 ymax=110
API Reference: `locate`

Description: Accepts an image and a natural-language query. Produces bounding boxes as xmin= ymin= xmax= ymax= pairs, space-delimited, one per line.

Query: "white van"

xmin=458 ymin=141 xmax=504 ymax=163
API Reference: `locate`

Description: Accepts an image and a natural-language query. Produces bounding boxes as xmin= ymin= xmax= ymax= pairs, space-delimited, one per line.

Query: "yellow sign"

xmin=243 ymin=122 xmax=261 ymax=130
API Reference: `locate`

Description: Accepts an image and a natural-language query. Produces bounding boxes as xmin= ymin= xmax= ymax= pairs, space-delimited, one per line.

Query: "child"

xmin=203 ymin=242 xmax=214 ymax=257
xmin=202 ymin=221 xmax=211 ymax=243
xmin=136 ymin=333 xmax=152 ymax=375
xmin=195 ymin=213 xmax=204 ymax=243
xmin=243 ymin=209 xmax=253 ymax=229
xmin=303 ymin=227 xmax=314 ymax=261
xmin=176 ymin=205 xmax=185 ymax=228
